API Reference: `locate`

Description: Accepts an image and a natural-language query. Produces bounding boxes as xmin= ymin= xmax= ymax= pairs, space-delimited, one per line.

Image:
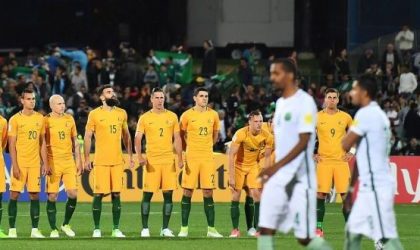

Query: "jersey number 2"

xmin=28 ymin=130 xmax=37 ymax=140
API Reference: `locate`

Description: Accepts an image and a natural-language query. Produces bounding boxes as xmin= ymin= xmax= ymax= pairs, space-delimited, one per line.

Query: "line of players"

xmin=0 ymin=61 xmax=404 ymax=249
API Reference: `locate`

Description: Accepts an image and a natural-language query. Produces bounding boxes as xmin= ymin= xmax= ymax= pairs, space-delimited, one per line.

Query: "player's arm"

xmin=179 ymin=113 xmax=188 ymax=151
xmin=263 ymin=134 xmax=274 ymax=169
xmin=134 ymin=131 xmax=146 ymax=166
xmin=2 ymin=120 xmax=7 ymax=150
xmin=8 ymin=135 xmax=19 ymax=179
xmin=40 ymin=131 xmax=50 ymax=176
xmin=121 ymin=121 xmax=134 ymax=169
xmin=228 ymin=142 xmax=240 ymax=190
xmin=174 ymin=131 xmax=184 ymax=169
xmin=213 ymin=112 xmax=220 ymax=145
xmin=83 ymin=129 xmax=93 ymax=171
xmin=72 ymin=135 xmax=83 ymax=175
xmin=343 ymin=161 xmax=359 ymax=213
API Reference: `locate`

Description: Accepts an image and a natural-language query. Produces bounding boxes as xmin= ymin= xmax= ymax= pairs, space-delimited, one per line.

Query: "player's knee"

xmin=67 ymin=190 xmax=77 ymax=199
xmin=317 ymin=192 xmax=327 ymax=199
xmin=29 ymin=192 xmax=39 ymax=200
xmin=183 ymin=188 xmax=193 ymax=197
xmin=111 ymin=192 xmax=120 ymax=198
xmin=297 ymin=238 xmax=311 ymax=246
xmin=10 ymin=191 xmax=20 ymax=200
xmin=250 ymin=189 xmax=261 ymax=201
xmin=48 ymin=193 xmax=58 ymax=201
xmin=202 ymin=189 xmax=213 ymax=198
xmin=231 ymin=190 xmax=241 ymax=201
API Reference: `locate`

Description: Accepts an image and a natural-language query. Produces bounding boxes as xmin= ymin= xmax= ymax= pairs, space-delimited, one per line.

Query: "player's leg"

xmin=243 ymin=186 xmax=255 ymax=233
xmin=110 ymin=164 xmax=124 ymax=237
xmin=247 ymin=166 xmax=262 ymax=234
xmin=60 ymin=164 xmax=78 ymax=237
xmin=0 ymin=166 xmax=6 ymax=237
xmin=179 ymin=155 xmax=199 ymax=237
xmin=27 ymin=167 xmax=44 ymax=238
xmin=46 ymin=166 xmax=60 ymax=237
xmin=92 ymin=165 xmax=110 ymax=237
xmin=141 ymin=161 xmax=161 ymax=236
xmin=200 ymin=158 xmax=222 ymax=237
xmin=334 ymin=163 xmax=351 ymax=222
xmin=8 ymin=166 xmax=27 ymax=237
xmin=160 ymin=161 xmax=177 ymax=237
xmin=316 ymin=163 xmax=333 ymax=236
xmin=230 ymin=168 xmax=244 ymax=237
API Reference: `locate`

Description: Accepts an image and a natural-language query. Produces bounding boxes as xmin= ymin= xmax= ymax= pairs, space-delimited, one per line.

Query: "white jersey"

xmin=350 ymin=101 xmax=394 ymax=189
xmin=273 ymin=89 xmax=318 ymax=187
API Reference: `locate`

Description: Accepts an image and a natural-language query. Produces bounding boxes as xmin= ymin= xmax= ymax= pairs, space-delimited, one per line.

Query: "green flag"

xmin=153 ymin=51 xmax=193 ymax=84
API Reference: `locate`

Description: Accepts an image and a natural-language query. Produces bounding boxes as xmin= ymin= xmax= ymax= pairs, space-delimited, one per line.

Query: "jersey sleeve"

xmin=180 ymin=112 xmax=189 ymax=131
xmin=266 ymin=133 xmax=274 ymax=149
xmin=231 ymin=130 xmax=244 ymax=146
xmin=8 ymin=116 xmax=18 ymax=137
xmin=136 ymin=115 xmax=145 ymax=133
xmin=70 ymin=116 xmax=77 ymax=137
xmin=173 ymin=114 xmax=180 ymax=133
xmin=122 ymin=110 xmax=128 ymax=130
xmin=346 ymin=113 xmax=353 ymax=129
xmin=85 ymin=111 xmax=95 ymax=132
xmin=213 ymin=111 xmax=220 ymax=131
xmin=350 ymin=110 xmax=369 ymax=136
xmin=297 ymin=99 xmax=316 ymax=134
xmin=39 ymin=116 xmax=46 ymax=135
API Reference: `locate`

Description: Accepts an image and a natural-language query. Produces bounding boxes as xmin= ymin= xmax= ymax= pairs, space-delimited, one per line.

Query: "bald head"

xmin=49 ymin=94 xmax=66 ymax=115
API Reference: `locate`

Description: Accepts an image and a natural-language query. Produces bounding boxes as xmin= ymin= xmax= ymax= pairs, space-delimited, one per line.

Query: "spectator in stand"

xmin=395 ymin=25 xmax=415 ymax=63
xmin=357 ymin=48 xmax=375 ymax=74
xmin=52 ymin=65 xmax=70 ymax=95
xmin=143 ymin=64 xmax=159 ymax=87
xmin=390 ymin=131 xmax=404 ymax=155
xmin=70 ymin=64 xmax=88 ymax=91
xmin=383 ymin=99 xmax=399 ymax=128
xmin=382 ymin=62 xmax=398 ymax=95
xmin=321 ymin=49 xmax=336 ymax=75
xmin=404 ymin=101 xmax=420 ymax=139
xmin=402 ymin=138 xmax=420 ymax=156
xmin=55 ymin=46 xmax=89 ymax=71
xmin=381 ymin=43 xmax=400 ymax=74
xmin=335 ymin=48 xmax=350 ymax=76
xmin=398 ymin=65 xmax=418 ymax=98
xmin=288 ymin=50 xmax=298 ymax=68
xmin=365 ymin=61 xmax=383 ymax=90
xmin=201 ymin=40 xmax=217 ymax=78
xmin=238 ymin=58 xmax=253 ymax=87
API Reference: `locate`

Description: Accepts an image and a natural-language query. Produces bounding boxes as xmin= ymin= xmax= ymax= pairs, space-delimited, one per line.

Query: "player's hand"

xmin=342 ymin=152 xmax=354 ymax=162
xmin=77 ymin=163 xmax=83 ymax=176
xmin=313 ymin=154 xmax=321 ymax=163
xmin=138 ymin=156 xmax=147 ymax=166
xmin=258 ymin=166 xmax=277 ymax=183
xmin=42 ymin=164 xmax=51 ymax=176
xmin=228 ymin=176 xmax=236 ymax=191
xmin=178 ymin=159 xmax=184 ymax=169
xmin=129 ymin=156 xmax=135 ymax=169
xmin=84 ymin=160 xmax=93 ymax=171
xmin=12 ymin=166 xmax=20 ymax=179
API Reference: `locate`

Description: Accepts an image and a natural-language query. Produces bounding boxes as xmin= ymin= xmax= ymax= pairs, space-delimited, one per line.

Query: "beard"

xmin=105 ymin=97 xmax=120 ymax=107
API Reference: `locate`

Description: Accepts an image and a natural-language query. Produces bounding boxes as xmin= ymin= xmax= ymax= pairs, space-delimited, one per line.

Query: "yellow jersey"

xmin=0 ymin=115 xmax=7 ymax=165
xmin=8 ymin=111 xmax=45 ymax=168
xmin=232 ymin=127 xmax=274 ymax=168
xmin=45 ymin=113 xmax=77 ymax=166
xmin=316 ymin=109 xmax=352 ymax=161
xmin=86 ymin=106 xmax=128 ymax=165
xmin=137 ymin=109 xmax=179 ymax=160
xmin=180 ymin=107 xmax=220 ymax=156
xmin=261 ymin=121 xmax=274 ymax=135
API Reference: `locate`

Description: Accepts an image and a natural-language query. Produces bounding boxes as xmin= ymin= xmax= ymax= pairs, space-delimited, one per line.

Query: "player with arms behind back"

xmin=342 ymin=75 xmax=403 ymax=250
xmin=8 ymin=89 xmax=50 ymax=238
xmin=178 ymin=87 xmax=223 ymax=238
xmin=135 ymin=87 xmax=183 ymax=237
xmin=45 ymin=95 xmax=82 ymax=238
xmin=314 ymin=88 xmax=353 ymax=237
xmin=228 ymin=110 xmax=273 ymax=238
xmin=84 ymin=85 xmax=134 ymax=238
xmin=257 ymin=59 xmax=332 ymax=250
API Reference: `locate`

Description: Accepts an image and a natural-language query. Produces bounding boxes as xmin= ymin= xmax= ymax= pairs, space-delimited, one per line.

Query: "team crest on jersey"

xmin=284 ymin=112 xmax=292 ymax=121
xmin=65 ymin=121 xmax=70 ymax=127
xmin=259 ymin=141 xmax=266 ymax=150
xmin=208 ymin=119 xmax=213 ymax=124
xmin=304 ymin=113 xmax=313 ymax=124
xmin=166 ymin=120 xmax=173 ymax=125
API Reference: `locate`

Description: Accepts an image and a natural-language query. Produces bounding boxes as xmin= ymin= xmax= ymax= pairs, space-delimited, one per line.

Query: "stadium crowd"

xmin=0 ymin=36 xmax=419 ymax=156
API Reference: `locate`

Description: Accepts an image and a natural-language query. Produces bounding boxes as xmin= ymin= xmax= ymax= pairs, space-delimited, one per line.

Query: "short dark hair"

xmin=97 ymin=84 xmax=113 ymax=95
xmin=324 ymin=88 xmax=340 ymax=97
xmin=273 ymin=58 xmax=297 ymax=80
xmin=21 ymin=88 xmax=34 ymax=98
xmin=194 ymin=87 xmax=208 ymax=96
xmin=357 ymin=74 xmax=378 ymax=100
xmin=248 ymin=110 xmax=262 ymax=120
xmin=151 ymin=87 xmax=164 ymax=95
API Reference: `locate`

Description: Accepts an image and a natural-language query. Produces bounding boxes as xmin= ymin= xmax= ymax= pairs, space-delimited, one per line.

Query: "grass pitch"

xmin=0 ymin=202 xmax=418 ymax=249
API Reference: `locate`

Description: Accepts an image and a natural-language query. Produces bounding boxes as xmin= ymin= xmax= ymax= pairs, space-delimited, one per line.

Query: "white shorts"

xmin=259 ymin=171 xmax=316 ymax=239
xmin=347 ymin=185 xmax=398 ymax=241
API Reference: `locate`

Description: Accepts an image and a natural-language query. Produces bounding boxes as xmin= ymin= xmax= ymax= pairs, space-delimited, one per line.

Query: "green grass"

xmin=0 ymin=202 xmax=418 ymax=249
